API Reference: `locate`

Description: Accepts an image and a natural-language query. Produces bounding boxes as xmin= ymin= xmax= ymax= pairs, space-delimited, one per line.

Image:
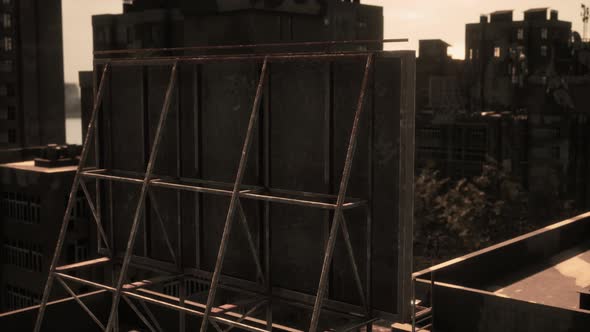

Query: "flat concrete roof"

xmin=489 ymin=243 xmax=590 ymax=310
xmin=0 ymin=160 xmax=77 ymax=174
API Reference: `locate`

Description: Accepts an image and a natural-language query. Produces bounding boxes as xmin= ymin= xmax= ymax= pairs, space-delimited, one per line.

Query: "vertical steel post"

xmin=262 ymin=65 xmax=273 ymax=331
xmin=33 ymin=64 xmax=110 ymax=332
xmin=411 ymin=277 xmax=416 ymax=332
xmin=104 ymin=63 xmax=178 ymax=332
xmin=308 ymin=55 xmax=374 ymax=332
xmin=199 ymin=58 xmax=269 ymax=332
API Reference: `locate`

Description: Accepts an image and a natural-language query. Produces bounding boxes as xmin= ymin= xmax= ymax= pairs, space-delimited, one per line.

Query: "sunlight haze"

xmin=61 ymin=0 xmax=584 ymax=82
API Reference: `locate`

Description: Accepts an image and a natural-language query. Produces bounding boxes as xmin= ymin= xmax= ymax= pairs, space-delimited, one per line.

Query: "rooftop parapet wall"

xmin=414 ymin=212 xmax=590 ymax=289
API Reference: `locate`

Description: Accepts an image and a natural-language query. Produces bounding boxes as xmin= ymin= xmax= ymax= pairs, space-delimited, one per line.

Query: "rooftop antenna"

xmin=582 ymin=3 xmax=589 ymax=41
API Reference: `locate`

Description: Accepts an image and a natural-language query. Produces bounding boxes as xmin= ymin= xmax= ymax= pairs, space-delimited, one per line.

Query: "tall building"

xmin=465 ymin=8 xmax=572 ymax=111
xmin=415 ymin=111 xmax=528 ymax=181
xmin=92 ymin=0 xmax=383 ymax=52
xmin=0 ymin=0 xmax=65 ymax=148
xmin=0 ymin=145 xmax=97 ymax=313
xmin=416 ymin=39 xmax=466 ymax=113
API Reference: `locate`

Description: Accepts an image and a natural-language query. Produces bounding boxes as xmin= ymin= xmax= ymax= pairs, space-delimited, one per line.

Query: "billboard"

xmin=87 ymin=50 xmax=414 ymax=330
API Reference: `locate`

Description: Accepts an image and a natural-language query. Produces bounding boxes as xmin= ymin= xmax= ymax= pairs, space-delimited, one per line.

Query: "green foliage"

xmin=414 ymin=160 xmax=531 ymax=268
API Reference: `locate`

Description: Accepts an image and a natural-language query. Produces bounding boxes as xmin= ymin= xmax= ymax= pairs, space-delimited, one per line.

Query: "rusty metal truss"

xmin=34 ymin=40 xmax=408 ymax=332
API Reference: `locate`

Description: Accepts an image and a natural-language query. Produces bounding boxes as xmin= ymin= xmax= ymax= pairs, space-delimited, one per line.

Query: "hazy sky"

xmin=61 ymin=0 xmax=583 ymax=83
xmin=62 ymin=0 xmax=121 ymax=83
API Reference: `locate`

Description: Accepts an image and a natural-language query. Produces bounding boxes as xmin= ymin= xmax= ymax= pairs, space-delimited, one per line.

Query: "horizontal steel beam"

xmin=94 ymin=39 xmax=408 ymax=56
xmin=80 ymin=171 xmax=364 ymax=210
xmin=94 ymin=50 xmax=387 ymax=67
xmin=55 ymin=257 xmax=111 ymax=271
xmin=54 ymin=273 xmax=285 ymax=332
xmin=117 ymin=254 xmax=367 ymax=318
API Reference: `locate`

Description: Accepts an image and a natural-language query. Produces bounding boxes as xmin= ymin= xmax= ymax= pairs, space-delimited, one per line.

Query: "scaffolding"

xmin=33 ymin=39 xmax=411 ymax=332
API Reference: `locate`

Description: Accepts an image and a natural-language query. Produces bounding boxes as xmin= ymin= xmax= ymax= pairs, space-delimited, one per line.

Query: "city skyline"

xmin=61 ymin=1 xmax=585 ymax=82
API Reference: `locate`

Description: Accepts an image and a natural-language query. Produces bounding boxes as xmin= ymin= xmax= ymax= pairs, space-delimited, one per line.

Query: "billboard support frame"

xmin=34 ymin=41 xmax=411 ymax=332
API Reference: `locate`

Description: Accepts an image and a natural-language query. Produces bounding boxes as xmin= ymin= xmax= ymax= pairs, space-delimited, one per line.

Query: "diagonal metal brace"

xmin=308 ymin=54 xmax=374 ymax=332
xmin=104 ymin=62 xmax=179 ymax=332
xmin=80 ymin=177 xmax=112 ymax=254
xmin=199 ymin=57 xmax=269 ymax=332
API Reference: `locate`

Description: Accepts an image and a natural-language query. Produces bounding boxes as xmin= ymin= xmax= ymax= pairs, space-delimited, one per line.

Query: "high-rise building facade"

xmin=92 ymin=0 xmax=383 ymax=52
xmin=0 ymin=0 xmax=65 ymax=148
xmin=465 ymin=8 xmax=572 ymax=110
xmin=0 ymin=146 xmax=98 ymax=313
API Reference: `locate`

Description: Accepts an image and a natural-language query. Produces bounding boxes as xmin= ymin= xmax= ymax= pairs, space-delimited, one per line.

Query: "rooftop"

xmin=413 ymin=212 xmax=590 ymax=331
xmin=525 ymin=7 xmax=549 ymax=13
xmin=0 ymin=160 xmax=78 ymax=174
xmin=490 ymin=243 xmax=590 ymax=310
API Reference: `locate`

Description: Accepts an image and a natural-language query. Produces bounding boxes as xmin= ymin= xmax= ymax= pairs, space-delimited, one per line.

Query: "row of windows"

xmin=1 ymin=192 xmax=41 ymax=224
xmin=418 ymin=128 xmax=443 ymax=140
xmin=417 ymin=147 xmax=487 ymax=162
xmin=515 ymin=27 xmax=548 ymax=40
xmin=95 ymin=24 xmax=165 ymax=48
xmin=5 ymin=285 xmax=41 ymax=311
xmin=1 ymin=240 xmax=43 ymax=272
xmin=469 ymin=44 xmax=549 ymax=60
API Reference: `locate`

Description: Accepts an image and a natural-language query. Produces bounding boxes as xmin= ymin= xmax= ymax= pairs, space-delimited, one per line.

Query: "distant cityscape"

xmin=1 ymin=1 xmax=590 ymax=332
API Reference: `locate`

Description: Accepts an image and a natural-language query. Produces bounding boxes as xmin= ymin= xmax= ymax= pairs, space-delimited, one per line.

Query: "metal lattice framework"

xmin=33 ymin=40 xmax=409 ymax=332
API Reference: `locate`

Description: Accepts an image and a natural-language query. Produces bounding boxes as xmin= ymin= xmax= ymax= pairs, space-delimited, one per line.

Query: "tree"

xmin=414 ymin=160 xmax=530 ymax=269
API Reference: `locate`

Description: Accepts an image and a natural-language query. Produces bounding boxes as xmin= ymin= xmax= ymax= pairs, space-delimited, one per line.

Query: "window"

xmin=74 ymin=241 xmax=88 ymax=262
xmin=70 ymin=192 xmax=89 ymax=222
xmin=2 ymin=36 xmax=12 ymax=51
xmin=1 ymin=192 xmax=41 ymax=224
xmin=469 ymin=48 xmax=473 ymax=60
xmin=1 ymin=240 xmax=43 ymax=272
xmin=5 ymin=285 xmax=41 ymax=311
xmin=541 ymin=45 xmax=548 ymax=57
xmin=517 ymin=28 xmax=524 ymax=40
xmin=7 ymin=105 xmax=14 ymax=120
xmin=494 ymin=47 xmax=501 ymax=58
xmin=541 ymin=28 xmax=548 ymax=40
xmin=2 ymin=13 xmax=10 ymax=28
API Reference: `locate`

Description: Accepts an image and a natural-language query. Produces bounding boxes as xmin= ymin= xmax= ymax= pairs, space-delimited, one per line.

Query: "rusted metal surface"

xmin=93 ymin=38 xmax=408 ymax=57
xmin=34 ymin=42 xmax=415 ymax=332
